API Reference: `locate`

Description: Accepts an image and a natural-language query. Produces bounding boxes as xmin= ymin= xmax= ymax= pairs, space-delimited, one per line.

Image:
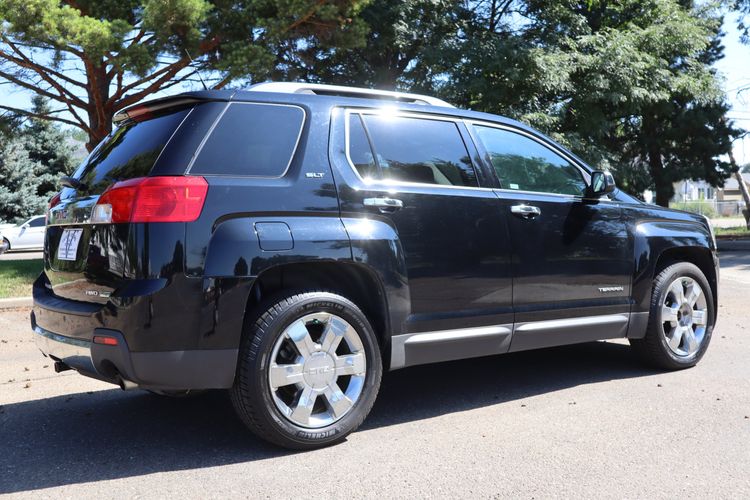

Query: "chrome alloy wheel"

xmin=660 ymin=276 xmax=709 ymax=357
xmin=268 ymin=312 xmax=367 ymax=428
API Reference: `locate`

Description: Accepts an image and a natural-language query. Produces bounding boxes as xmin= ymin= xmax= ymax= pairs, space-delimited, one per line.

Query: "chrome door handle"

xmin=364 ymin=197 xmax=404 ymax=212
xmin=510 ymin=204 xmax=541 ymax=219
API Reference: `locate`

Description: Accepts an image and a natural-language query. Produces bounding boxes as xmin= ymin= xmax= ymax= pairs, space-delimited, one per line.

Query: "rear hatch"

xmin=44 ymin=103 xmax=197 ymax=304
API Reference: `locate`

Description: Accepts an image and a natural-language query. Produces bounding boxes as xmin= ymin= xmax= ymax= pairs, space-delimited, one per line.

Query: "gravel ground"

xmin=1 ymin=252 xmax=748 ymax=498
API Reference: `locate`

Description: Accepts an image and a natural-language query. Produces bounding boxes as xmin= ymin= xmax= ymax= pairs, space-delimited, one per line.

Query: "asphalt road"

xmin=1 ymin=253 xmax=749 ymax=498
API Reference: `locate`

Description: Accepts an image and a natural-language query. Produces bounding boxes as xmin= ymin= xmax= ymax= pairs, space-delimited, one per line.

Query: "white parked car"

xmin=1 ymin=215 xmax=46 ymax=252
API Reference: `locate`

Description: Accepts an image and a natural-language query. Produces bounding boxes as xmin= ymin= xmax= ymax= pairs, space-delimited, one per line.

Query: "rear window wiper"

xmin=60 ymin=176 xmax=87 ymax=192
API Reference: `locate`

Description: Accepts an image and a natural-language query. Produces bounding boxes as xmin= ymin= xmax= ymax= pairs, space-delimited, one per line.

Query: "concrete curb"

xmin=0 ymin=297 xmax=32 ymax=310
xmin=717 ymin=239 xmax=750 ymax=252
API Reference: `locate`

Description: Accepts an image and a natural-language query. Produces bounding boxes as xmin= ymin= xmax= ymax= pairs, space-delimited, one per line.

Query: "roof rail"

xmin=246 ymin=82 xmax=455 ymax=108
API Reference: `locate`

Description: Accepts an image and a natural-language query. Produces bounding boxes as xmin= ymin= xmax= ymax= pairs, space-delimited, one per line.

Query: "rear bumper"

xmin=31 ymin=312 xmax=238 ymax=391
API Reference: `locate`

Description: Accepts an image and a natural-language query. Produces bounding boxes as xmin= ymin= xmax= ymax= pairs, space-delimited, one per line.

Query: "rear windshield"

xmin=67 ymin=107 xmax=190 ymax=195
xmin=189 ymin=103 xmax=305 ymax=177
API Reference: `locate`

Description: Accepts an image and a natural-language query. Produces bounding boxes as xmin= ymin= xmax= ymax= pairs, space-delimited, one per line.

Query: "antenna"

xmin=185 ymin=49 xmax=208 ymax=91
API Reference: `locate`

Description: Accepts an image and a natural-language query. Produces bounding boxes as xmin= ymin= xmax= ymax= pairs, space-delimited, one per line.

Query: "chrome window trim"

xmin=342 ymin=108 xmax=495 ymax=193
xmin=186 ymin=101 xmax=307 ymax=179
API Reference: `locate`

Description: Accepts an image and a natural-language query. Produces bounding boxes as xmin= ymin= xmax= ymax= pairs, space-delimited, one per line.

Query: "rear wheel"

xmin=230 ymin=291 xmax=382 ymax=449
xmin=630 ymin=262 xmax=714 ymax=370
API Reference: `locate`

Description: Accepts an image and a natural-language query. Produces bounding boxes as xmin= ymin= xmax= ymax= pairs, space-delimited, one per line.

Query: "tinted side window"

xmin=474 ymin=125 xmax=587 ymax=196
xmin=191 ymin=103 xmax=304 ymax=177
xmin=348 ymin=114 xmax=378 ymax=180
xmin=360 ymin=114 xmax=477 ymax=187
xmin=29 ymin=217 xmax=45 ymax=227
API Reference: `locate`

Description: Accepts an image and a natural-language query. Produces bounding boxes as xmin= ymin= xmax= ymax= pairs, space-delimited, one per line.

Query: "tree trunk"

xmin=84 ymin=61 xmax=114 ymax=151
xmin=649 ymin=151 xmax=673 ymax=207
xmin=728 ymin=149 xmax=750 ymax=229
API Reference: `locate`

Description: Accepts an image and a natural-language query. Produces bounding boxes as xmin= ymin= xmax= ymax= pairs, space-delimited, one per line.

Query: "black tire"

xmin=230 ymin=290 xmax=382 ymax=450
xmin=630 ymin=262 xmax=715 ymax=370
xmin=1 ymin=238 xmax=10 ymax=254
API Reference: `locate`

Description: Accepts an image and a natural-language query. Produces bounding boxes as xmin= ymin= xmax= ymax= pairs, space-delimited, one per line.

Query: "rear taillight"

xmin=46 ymin=192 xmax=62 ymax=224
xmin=91 ymin=176 xmax=208 ymax=224
xmin=49 ymin=192 xmax=62 ymax=209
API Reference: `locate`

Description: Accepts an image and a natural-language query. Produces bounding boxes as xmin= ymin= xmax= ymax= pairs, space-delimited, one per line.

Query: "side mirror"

xmin=588 ymin=170 xmax=616 ymax=197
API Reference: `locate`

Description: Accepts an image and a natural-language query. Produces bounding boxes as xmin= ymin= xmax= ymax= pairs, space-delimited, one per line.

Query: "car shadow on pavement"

xmin=0 ymin=340 xmax=655 ymax=493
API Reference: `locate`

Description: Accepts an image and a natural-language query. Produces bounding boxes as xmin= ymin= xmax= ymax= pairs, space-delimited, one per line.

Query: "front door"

xmin=469 ymin=123 xmax=633 ymax=351
xmin=332 ymin=110 xmax=513 ymax=336
xmin=15 ymin=216 xmax=46 ymax=249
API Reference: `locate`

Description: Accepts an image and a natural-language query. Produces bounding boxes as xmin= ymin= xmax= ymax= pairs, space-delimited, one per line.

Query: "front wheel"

xmin=230 ymin=291 xmax=382 ymax=449
xmin=630 ymin=262 xmax=715 ymax=370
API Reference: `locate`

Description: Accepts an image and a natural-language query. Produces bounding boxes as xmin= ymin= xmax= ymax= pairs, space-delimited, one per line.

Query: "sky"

xmin=716 ymin=13 xmax=750 ymax=165
xmin=1 ymin=13 xmax=749 ymax=166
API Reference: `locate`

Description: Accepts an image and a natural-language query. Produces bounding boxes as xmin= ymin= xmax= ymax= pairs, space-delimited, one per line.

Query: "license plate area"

xmin=57 ymin=228 xmax=83 ymax=261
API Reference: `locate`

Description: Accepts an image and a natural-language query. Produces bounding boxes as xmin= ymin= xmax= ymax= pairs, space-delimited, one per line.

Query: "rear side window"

xmin=347 ymin=113 xmax=478 ymax=187
xmin=190 ymin=103 xmax=305 ymax=177
xmin=71 ymin=108 xmax=190 ymax=194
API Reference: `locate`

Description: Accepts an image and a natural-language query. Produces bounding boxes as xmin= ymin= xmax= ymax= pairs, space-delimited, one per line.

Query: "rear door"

xmin=469 ymin=122 xmax=633 ymax=351
xmin=332 ymin=109 xmax=513 ymax=335
xmin=45 ymin=105 xmax=195 ymax=303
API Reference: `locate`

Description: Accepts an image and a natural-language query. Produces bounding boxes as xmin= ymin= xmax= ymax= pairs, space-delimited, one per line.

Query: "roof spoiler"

xmin=113 ymin=97 xmax=203 ymax=124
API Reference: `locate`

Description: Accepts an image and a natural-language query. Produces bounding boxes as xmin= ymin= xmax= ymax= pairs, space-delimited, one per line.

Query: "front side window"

xmin=28 ymin=217 xmax=45 ymax=227
xmin=473 ymin=125 xmax=587 ymax=196
xmin=347 ymin=113 xmax=478 ymax=187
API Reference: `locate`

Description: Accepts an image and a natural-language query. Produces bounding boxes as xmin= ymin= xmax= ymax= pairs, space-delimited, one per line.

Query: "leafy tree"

xmin=315 ymin=1 xmax=738 ymax=206
xmin=291 ymin=0 xmax=465 ymax=90
xmin=0 ymin=0 xmax=368 ymax=150
xmin=449 ymin=0 xmax=739 ymax=206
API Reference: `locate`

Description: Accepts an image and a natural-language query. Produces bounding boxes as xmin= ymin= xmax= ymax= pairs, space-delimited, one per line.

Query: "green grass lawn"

xmin=715 ymin=226 xmax=750 ymax=238
xmin=0 ymin=259 xmax=43 ymax=299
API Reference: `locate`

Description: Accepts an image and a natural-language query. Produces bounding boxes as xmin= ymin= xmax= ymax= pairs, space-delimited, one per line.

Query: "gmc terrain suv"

xmin=33 ymin=83 xmax=719 ymax=449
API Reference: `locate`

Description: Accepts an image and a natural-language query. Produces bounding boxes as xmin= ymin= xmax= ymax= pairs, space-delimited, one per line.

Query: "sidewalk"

xmin=0 ymin=297 xmax=32 ymax=310
xmin=710 ymin=217 xmax=746 ymax=229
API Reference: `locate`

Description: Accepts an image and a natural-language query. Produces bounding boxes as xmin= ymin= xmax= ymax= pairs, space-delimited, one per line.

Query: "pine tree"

xmin=0 ymin=138 xmax=47 ymax=222
xmin=22 ymin=96 xmax=78 ymax=198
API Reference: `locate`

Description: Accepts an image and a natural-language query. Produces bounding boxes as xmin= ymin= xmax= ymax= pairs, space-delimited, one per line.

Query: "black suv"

xmin=33 ymin=82 xmax=719 ymax=449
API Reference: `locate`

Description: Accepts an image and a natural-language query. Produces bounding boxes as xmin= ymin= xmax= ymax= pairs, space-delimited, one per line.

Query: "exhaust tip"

xmin=118 ymin=377 xmax=139 ymax=391
xmin=54 ymin=361 xmax=72 ymax=373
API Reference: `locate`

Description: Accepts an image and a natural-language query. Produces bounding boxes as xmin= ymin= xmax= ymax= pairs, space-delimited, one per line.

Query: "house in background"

xmin=717 ymin=172 xmax=750 ymax=204
xmin=642 ymin=174 xmax=748 ymax=217
xmin=672 ymin=179 xmax=717 ymax=202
